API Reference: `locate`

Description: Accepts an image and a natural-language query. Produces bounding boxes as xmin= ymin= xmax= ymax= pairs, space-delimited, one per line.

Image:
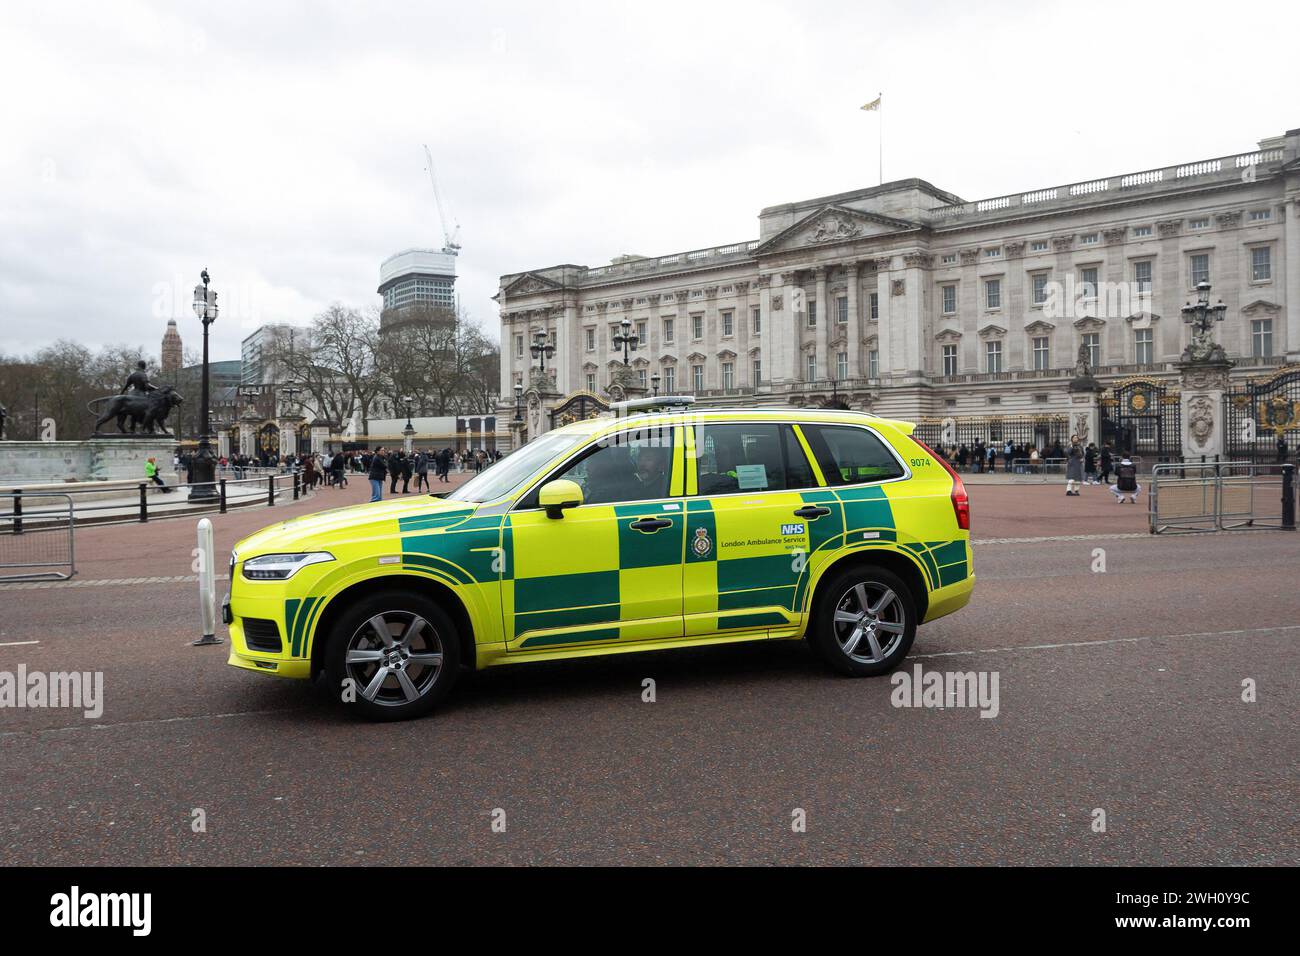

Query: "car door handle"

xmin=793 ymin=505 xmax=832 ymax=520
xmin=630 ymin=517 xmax=674 ymax=533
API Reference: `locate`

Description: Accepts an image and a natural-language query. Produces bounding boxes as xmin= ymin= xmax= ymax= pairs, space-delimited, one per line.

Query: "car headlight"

xmin=241 ymin=552 xmax=335 ymax=580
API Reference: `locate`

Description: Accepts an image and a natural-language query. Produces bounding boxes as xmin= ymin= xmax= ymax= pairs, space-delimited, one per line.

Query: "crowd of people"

xmin=362 ymin=448 xmax=501 ymax=501
xmin=931 ymin=437 xmax=1141 ymax=503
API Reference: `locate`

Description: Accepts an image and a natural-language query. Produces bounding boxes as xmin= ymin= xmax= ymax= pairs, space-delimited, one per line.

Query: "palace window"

xmin=1031 ymin=273 xmax=1048 ymax=305
xmin=1030 ymin=239 xmax=1049 ymax=252
xmin=515 ymin=334 xmax=524 ymax=358
xmin=1080 ymin=267 xmax=1098 ymax=300
xmin=836 ymin=351 xmax=848 ymax=380
xmin=1135 ymin=328 xmax=1153 ymax=365
xmin=1249 ymin=209 xmax=1271 ymax=222
xmin=692 ymin=364 xmax=704 ymax=392
xmin=1032 ymin=336 xmax=1050 ymax=370
xmin=663 ymin=318 xmax=674 ymax=343
xmin=941 ymin=285 xmax=957 ymax=314
xmin=1083 ymin=332 xmax=1100 ymax=369
xmin=722 ymin=361 xmax=734 ymax=390
xmin=1133 ymin=225 xmax=1153 ymax=238
xmin=663 ymin=366 xmax=676 ymax=393
xmin=586 ymin=373 xmax=596 ymax=391
xmin=1081 ymin=233 xmax=1099 ymax=245
xmin=942 ymin=344 xmax=958 ymax=377
xmin=638 ymin=368 xmax=647 ymax=389
xmin=985 ymin=340 xmax=1003 ymax=373
xmin=636 ymin=320 xmax=647 ymax=342
xmin=585 ymin=328 xmax=595 ymax=352
xmin=752 ymin=307 xmax=761 ymax=334
xmin=941 ymin=253 xmax=957 ymax=265
xmin=1190 ymin=253 xmax=1210 ymax=286
xmin=837 ymin=296 xmax=848 ymax=324
xmin=808 ymin=301 xmax=817 ymax=328
xmin=1252 ymin=319 xmax=1274 ymax=357
xmin=869 ymin=293 xmax=879 ymax=320
xmin=752 ymin=356 xmax=762 ymax=385
xmin=1134 ymin=260 xmax=1152 ymax=294
xmin=1251 ymin=246 xmax=1272 ymax=281
xmin=721 ymin=311 xmax=733 ymax=336
xmin=868 ymin=349 xmax=879 ymax=379
xmin=806 ymin=352 xmax=817 ymax=381
xmin=985 ymin=247 xmax=1002 ymax=259
xmin=1189 ymin=217 xmax=1210 ymax=230
xmin=692 ymin=314 xmax=704 ymax=339
xmin=985 ymin=278 xmax=1001 ymax=310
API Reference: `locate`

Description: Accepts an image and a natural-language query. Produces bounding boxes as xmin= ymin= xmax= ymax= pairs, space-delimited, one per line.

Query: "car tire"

xmin=809 ymin=565 xmax=917 ymax=677
xmin=324 ymin=590 xmax=461 ymax=721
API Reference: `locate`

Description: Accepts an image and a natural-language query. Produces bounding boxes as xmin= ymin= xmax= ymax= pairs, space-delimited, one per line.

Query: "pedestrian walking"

xmin=414 ymin=450 xmax=430 ymax=492
xmin=145 ymin=456 xmax=172 ymax=493
xmin=1099 ymin=445 xmax=1113 ymax=485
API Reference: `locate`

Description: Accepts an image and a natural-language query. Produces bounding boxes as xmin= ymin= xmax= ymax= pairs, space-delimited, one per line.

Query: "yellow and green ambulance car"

xmin=226 ymin=400 xmax=973 ymax=720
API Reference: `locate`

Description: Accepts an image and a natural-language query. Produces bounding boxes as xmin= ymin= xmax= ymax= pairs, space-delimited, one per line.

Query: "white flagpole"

xmin=878 ymin=91 xmax=883 ymax=185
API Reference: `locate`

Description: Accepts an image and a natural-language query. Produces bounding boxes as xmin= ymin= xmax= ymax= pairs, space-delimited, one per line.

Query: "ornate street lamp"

xmin=400 ymin=395 xmax=415 ymax=431
xmin=529 ymin=329 xmax=555 ymax=375
xmin=188 ymin=268 xmax=219 ymax=501
xmin=1180 ymin=280 xmax=1229 ymax=363
xmin=651 ymin=373 xmax=661 ymax=397
xmin=613 ymin=318 xmax=639 ymax=366
xmin=400 ymin=394 xmax=416 ymax=453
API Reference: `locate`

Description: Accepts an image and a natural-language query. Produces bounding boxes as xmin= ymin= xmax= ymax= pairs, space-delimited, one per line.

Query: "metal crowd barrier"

xmin=2 ymin=469 xmax=310 ymax=532
xmin=0 ymin=492 xmax=75 ymax=581
xmin=1149 ymin=461 xmax=1296 ymax=534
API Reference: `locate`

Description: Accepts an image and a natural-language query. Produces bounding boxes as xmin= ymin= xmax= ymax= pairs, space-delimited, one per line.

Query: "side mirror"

xmin=539 ymin=479 xmax=583 ymax=518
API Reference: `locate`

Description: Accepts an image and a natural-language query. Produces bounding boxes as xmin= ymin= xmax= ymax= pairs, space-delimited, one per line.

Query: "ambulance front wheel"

xmin=810 ymin=566 xmax=917 ymax=677
xmin=324 ymin=591 xmax=461 ymax=721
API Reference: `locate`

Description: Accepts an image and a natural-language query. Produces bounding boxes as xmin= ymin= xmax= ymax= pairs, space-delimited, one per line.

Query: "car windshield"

xmin=445 ymin=432 xmax=589 ymax=503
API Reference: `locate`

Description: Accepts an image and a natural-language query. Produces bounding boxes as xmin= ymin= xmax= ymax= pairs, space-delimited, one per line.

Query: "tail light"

xmin=909 ymin=437 xmax=970 ymax=531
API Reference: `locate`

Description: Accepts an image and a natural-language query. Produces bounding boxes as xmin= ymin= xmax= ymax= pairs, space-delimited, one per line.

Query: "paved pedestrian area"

xmin=0 ymin=478 xmax=1295 ymax=865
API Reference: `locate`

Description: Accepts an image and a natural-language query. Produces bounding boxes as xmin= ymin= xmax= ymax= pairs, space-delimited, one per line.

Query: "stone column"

xmin=845 ymin=262 xmax=860 ymax=381
xmin=874 ymin=256 xmax=894 ymax=383
xmin=1177 ymin=360 xmax=1234 ymax=460
xmin=1286 ymin=200 xmax=1300 ymax=360
xmin=814 ymin=266 xmax=829 ymax=382
xmin=217 ymin=429 xmax=230 ymax=459
xmin=555 ymin=303 xmax=574 ymax=395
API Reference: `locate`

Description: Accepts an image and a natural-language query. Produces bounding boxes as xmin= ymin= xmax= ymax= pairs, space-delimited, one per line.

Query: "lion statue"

xmin=92 ymin=386 xmax=185 ymax=436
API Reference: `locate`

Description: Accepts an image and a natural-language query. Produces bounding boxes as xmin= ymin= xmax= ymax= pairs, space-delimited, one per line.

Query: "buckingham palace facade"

xmin=497 ymin=126 xmax=1300 ymax=448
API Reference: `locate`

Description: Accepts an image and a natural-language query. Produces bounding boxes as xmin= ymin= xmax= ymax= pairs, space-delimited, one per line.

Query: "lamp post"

xmin=613 ymin=318 xmax=639 ymax=366
xmin=188 ymin=268 xmax=219 ymax=501
xmin=1180 ymin=280 xmax=1229 ymax=363
xmin=651 ymin=373 xmax=661 ymax=397
xmin=529 ymin=329 xmax=555 ymax=377
xmin=400 ymin=394 xmax=415 ymax=453
xmin=513 ymin=383 xmax=524 ymax=423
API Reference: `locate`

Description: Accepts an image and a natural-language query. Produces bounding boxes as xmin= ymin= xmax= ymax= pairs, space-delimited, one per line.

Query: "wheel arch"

xmin=804 ymin=547 xmax=930 ymax=633
xmin=308 ymin=574 xmax=477 ymax=680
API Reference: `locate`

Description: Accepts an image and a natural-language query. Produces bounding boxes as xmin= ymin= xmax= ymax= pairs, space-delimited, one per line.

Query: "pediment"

xmin=716 ymin=348 xmax=738 ymax=359
xmin=935 ymin=329 xmax=963 ymax=343
xmin=686 ymin=351 xmax=707 ymax=362
xmin=978 ymin=323 xmax=1007 ymax=339
xmin=501 ymin=272 xmax=563 ymax=299
xmin=1024 ymin=319 xmax=1056 ymax=334
xmin=1072 ymin=316 xmax=1107 ymax=331
xmin=752 ymin=204 xmax=916 ymax=255
xmin=1242 ymin=299 xmax=1281 ymax=315
xmin=1123 ymin=311 xmax=1161 ymax=325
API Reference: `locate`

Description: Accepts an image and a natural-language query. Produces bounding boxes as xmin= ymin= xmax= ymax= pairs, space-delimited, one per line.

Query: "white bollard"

xmin=192 ymin=517 xmax=223 ymax=646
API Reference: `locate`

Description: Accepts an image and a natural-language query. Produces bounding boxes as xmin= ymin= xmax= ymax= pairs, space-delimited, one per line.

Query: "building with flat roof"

xmin=378 ymin=248 xmax=457 ymax=327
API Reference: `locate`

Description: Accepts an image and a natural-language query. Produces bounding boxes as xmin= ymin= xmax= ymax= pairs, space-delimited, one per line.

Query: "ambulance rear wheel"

xmin=810 ymin=566 xmax=916 ymax=677
xmin=324 ymin=591 xmax=461 ymax=721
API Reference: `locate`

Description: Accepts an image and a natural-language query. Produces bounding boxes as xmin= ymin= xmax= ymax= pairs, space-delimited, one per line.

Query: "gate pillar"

xmin=1177 ymin=359 xmax=1234 ymax=460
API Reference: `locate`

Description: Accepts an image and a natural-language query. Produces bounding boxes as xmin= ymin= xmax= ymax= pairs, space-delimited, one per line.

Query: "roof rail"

xmin=610 ymin=395 xmax=697 ymax=417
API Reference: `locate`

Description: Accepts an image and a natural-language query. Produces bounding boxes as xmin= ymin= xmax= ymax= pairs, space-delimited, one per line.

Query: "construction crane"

xmin=422 ymin=144 xmax=461 ymax=256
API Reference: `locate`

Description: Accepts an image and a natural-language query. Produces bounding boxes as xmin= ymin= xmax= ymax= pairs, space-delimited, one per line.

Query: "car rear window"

xmin=800 ymin=424 xmax=905 ymax=485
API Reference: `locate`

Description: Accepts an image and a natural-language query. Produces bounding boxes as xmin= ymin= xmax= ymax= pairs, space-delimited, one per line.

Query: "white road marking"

xmin=0 ymin=573 xmax=230 ymax=591
xmin=910 ymin=624 xmax=1300 ymax=660
xmin=0 ymin=641 xmax=40 ymax=647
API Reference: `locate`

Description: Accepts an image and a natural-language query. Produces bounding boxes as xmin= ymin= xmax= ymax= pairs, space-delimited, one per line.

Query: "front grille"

xmin=242 ymin=618 xmax=283 ymax=653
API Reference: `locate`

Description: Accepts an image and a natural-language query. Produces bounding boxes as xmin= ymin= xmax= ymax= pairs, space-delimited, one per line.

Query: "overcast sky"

xmin=2 ymin=0 xmax=1296 ymax=362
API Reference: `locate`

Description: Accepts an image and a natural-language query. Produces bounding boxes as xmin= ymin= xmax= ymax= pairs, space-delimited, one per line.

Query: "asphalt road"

xmin=1 ymin=478 xmax=1296 ymax=865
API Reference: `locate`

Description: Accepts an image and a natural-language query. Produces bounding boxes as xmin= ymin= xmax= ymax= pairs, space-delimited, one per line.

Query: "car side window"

xmin=523 ymin=426 xmax=674 ymax=507
xmin=800 ymin=424 xmax=905 ymax=485
xmin=693 ymin=423 xmax=816 ymax=495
